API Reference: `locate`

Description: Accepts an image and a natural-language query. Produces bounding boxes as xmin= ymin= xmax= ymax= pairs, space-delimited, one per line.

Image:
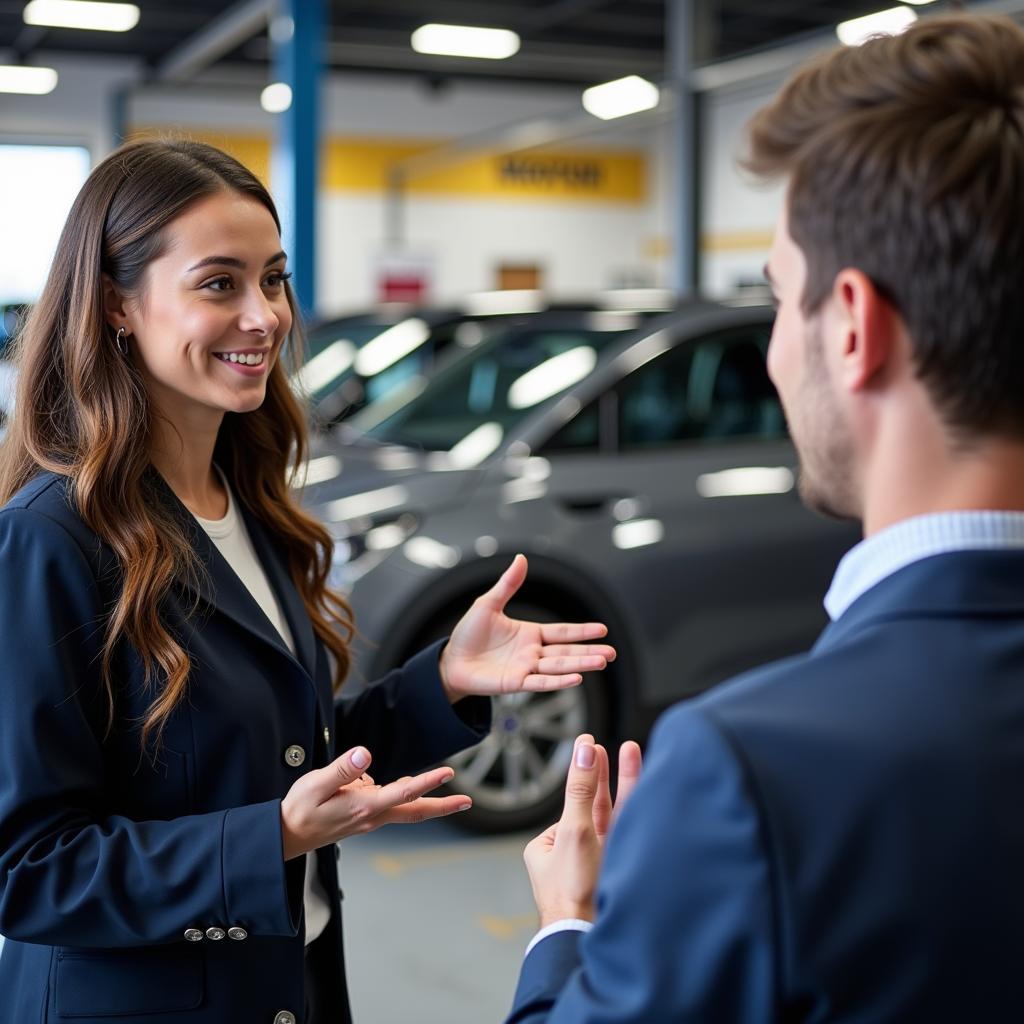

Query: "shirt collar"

xmin=825 ymin=510 xmax=1024 ymax=621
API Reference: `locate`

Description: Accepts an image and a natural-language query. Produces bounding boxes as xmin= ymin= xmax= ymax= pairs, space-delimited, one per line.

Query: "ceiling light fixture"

xmin=582 ymin=75 xmax=660 ymax=120
xmin=24 ymin=0 xmax=140 ymax=32
xmin=411 ymin=23 xmax=520 ymax=60
xmin=0 ymin=64 xmax=58 ymax=94
xmin=260 ymin=82 xmax=292 ymax=113
xmin=836 ymin=6 xmax=917 ymax=46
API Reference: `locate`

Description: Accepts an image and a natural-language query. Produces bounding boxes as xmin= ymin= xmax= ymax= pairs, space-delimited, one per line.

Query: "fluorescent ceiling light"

xmin=0 ymin=64 xmax=57 ymax=94
xmin=463 ymin=289 xmax=544 ymax=316
xmin=696 ymin=466 xmax=795 ymax=499
xmin=507 ymin=346 xmax=598 ymax=410
xmin=354 ymin=317 xmax=430 ymax=377
xmin=502 ymin=477 xmax=548 ymax=504
xmin=836 ymin=6 xmax=917 ymax=46
xmin=24 ymin=0 xmax=139 ymax=31
xmin=601 ymin=287 xmax=675 ymax=311
xmin=582 ymin=75 xmax=660 ymax=120
xmin=294 ymin=454 xmax=343 ymax=488
xmin=289 ymin=339 xmax=355 ymax=394
xmin=260 ymin=82 xmax=292 ymax=113
xmin=403 ymin=535 xmax=460 ymax=569
xmin=412 ymin=23 xmax=520 ymax=59
xmin=586 ymin=310 xmax=641 ymax=332
xmin=322 ymin=485 xmax=409 ymax=523
xmin=365 ymin=521 xmax=411 ymax=552
xmin=612 ymin=518 xmax=665 ymax=550
xmin=448 ymin=421 xmax=504 ymax=468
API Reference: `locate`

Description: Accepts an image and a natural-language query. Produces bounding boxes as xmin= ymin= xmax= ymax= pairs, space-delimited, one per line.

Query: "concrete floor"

xmin=341 ymin=819 xmax=540 ymax=1024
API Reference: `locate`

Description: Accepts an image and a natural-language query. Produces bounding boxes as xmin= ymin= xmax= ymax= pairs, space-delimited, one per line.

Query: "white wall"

xmin=700 ymin=78 xmax=788 ymax=295
xmin=317 ymin=193 xmax=657 ymax=312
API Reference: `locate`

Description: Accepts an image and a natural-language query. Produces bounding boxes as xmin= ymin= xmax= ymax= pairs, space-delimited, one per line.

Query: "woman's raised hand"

xmin=279 ymin=746 xmax=471 ymax=859
xmin=439 ymin=554 xmax=616 ymax=702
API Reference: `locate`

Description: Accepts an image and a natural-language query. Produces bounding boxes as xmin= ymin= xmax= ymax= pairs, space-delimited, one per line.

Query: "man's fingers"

xmin=376 ymin=795 xmax=472 ymax=825
xmin=612 ymin=740 xmax=643 ymax=822
xmin=309 ymin=746 xmax=373 ymax=801
xmin=559 ymin=733 xmax=600 ymax=830
xmin=479 ymin=553 xmax=528 ymax=612
xmin=592 ymin=745 xmax=612 ymax=841
xmin=365 ymin=765 xmax=456 ymax=817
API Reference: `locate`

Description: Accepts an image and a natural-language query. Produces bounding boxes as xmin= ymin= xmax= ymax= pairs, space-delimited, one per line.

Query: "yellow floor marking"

xmin=370 ymin=838 xmax=524 ymax=878
xmin=477 ymin=913 xmax=539 ymax=940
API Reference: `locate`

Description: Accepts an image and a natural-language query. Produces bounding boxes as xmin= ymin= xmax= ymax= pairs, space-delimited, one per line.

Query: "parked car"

xmin=294 ymin=290 xmax=674 ymax=427
xmin=301 ymin=301 xmax=859 ymax=832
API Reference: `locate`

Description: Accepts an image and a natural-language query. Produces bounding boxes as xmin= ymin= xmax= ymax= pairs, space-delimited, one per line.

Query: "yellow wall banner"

xmin=131 ymin=129 xmax=646 ymax=204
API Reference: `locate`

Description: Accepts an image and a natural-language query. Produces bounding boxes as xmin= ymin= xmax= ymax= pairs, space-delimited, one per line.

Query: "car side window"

xmin=541 ymin=398 xmax=601 ymax=452
xmin=617 ymin=326 xmax=785 ymax=449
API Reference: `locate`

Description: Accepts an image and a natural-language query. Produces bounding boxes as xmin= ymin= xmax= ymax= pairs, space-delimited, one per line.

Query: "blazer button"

xmin=183 ymin=928 xmax=204 ymax=942
xmin=284 ymin=744 xmax=306 ymax=767
xmin=323 ymin=726 xmax=330 ymax=744
xmin=205 ymin=926 xmax=226 ymax=941
xmin=227 ymin=926 xmax=248 ymax=941
xmin=274 ymin=1012 xmax=297 ymax=1024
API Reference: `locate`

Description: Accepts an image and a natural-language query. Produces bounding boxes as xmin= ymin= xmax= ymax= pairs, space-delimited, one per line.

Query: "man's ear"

xmin=831 ymin=268 xmax=900 ymax=392
xmin=101 ymin=273 xmax=130 ymax=333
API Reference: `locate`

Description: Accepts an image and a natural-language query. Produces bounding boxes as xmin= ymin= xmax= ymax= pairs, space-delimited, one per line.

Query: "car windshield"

xmin=352 ymin=321 xmax=634 ymax=454
xmin=292 ymin=320 xmax=399 ymax=404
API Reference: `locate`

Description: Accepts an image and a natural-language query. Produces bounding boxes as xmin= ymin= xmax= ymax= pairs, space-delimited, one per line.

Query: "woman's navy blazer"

xmin=0 ymin=470 xmax=489 ymax=1022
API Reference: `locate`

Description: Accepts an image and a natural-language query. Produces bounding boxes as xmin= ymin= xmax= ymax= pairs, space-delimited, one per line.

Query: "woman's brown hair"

xmin=0 ymin=139 xmax=354 ymax=748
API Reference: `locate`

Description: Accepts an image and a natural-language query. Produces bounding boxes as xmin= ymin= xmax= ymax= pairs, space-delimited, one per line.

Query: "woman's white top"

xmin=192 ymin=469 xmax=332 ymax=946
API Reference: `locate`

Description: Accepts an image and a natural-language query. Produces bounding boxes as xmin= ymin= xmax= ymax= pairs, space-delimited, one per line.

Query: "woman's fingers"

xmin=541 ymin=644 xmax=617 ymax=662
xmin=306 ymin=746 xmax=373 ymax=802
xmin=377 ymin=794 xmax=473 ymax=825
xmin=363 ymin=765 xmax=457 ymax=818
xmin=538 ymin=622 xmax=609 ymax=644
xmin=537 ymin=654 xmax=610 ymax=675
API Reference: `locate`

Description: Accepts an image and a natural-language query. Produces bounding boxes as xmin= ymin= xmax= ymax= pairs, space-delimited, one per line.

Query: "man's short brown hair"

xmin=747 ymin=14 xmax=1024 ymax=441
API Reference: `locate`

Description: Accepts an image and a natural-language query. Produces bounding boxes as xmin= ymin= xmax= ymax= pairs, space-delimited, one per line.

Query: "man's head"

xmin=750 ymin=14 xmax=1024 ymax=521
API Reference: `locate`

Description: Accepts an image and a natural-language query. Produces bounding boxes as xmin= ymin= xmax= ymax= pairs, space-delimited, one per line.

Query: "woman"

xmin=0 ymin=140 xmax=614 ymax=1024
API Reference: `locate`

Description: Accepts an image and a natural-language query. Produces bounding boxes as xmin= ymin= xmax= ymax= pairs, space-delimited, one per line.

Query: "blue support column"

xmin=668 ymin=0 xmax=699 ymax=297
xmin=271 ymin=0 xmax=323 ymax=318
xmin=111 ymin=85 xmax=129 ymax=149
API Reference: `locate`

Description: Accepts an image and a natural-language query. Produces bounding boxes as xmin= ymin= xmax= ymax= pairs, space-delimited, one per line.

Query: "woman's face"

xmin=113 ymin=189 xmax=293 ymax=428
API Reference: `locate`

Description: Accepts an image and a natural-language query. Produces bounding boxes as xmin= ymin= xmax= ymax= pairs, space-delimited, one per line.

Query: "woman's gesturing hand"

xmin=280 ymin=746 xmax=472 ymax=860
xmin=439 ymin=554 xmax=616 ymax=702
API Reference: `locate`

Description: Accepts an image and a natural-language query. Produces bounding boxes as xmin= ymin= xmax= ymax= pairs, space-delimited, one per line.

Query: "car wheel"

xmin=428 ymin=601 xmax=612 ymax=834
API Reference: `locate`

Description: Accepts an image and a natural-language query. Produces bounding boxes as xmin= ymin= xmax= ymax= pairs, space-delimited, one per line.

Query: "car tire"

xmin=418 ymin=601 xmax=612 ymax=834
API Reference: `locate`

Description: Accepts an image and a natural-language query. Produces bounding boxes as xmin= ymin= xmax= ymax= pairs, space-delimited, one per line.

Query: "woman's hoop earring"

xmin=115 ymin=327 xmax=129 ymax=356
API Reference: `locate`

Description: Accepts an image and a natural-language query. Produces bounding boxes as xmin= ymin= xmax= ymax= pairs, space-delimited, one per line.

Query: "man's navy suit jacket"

xmin=0 ymin=471 xmax=488 ymax=1023
xmin=509 ymin=548 xmax=1024 ymax=1022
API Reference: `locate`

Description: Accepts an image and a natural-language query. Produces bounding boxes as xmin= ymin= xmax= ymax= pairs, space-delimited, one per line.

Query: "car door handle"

xmin=557 ymin=494 xmax=632 ymax=514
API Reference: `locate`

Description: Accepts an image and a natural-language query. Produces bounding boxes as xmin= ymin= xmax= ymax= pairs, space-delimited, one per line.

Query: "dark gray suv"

xmin=302 ymin=302 xmax=859 ymax=831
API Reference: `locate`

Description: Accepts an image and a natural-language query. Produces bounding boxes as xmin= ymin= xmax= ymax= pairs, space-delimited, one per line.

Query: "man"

xmin=506 ymin=13 xmax=1024 ymax=1023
